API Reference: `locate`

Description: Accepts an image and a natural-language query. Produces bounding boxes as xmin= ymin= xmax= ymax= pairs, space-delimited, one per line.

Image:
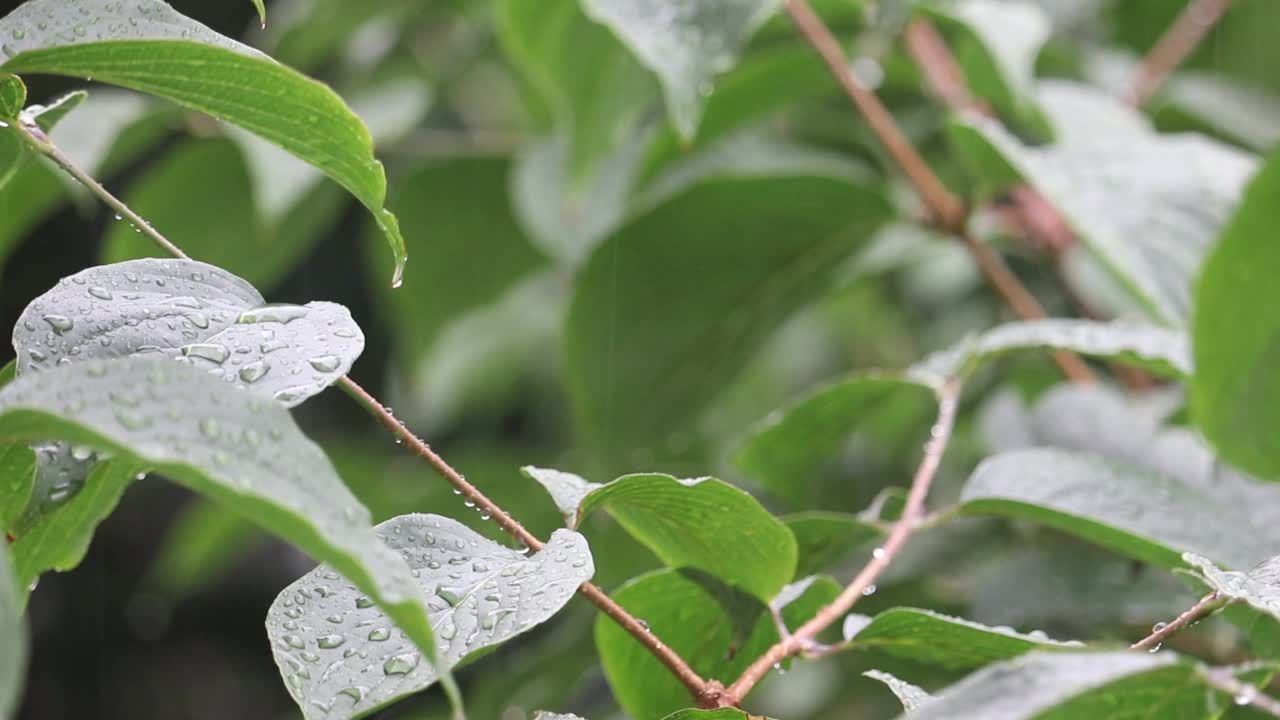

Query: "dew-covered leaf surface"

xmin=266 ymin=514 xmax=593 ymax=720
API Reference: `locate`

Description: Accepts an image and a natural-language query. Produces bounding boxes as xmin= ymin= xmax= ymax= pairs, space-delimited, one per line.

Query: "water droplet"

xmin=337 ymin=686 xmax=367 ymax=704
xmin=354 ymin=596 xmax=375 ymax=609
xmin=382 ymin=652 xmax=419 ymax=675
xmin=308 ymin=355 xmax=341 ymax=373
xmin=367 ymin=627 xmax=390 ymax=641
xmin=238 ymin=360 xmax=270 ymax=383
xmin=435 ymin=585 xmax=465 ymax=607
xmin=1148 ymin=642 xmax=1162 ymax=653
xmin=317 ymin=634 xmax=345 ymax=649
xmin=334 ymin=328 xmax=357 ymax=338
xmin=283 ymin=634 xmax=305 ymax=649
xmin=87 ymin=286 xmax=112 ymax=300
xmin=259 ymin=339 xmax=288 ymax=354
xmin=185 ymin=312 xmax=209 ymax=329
xmin=42 ymin=314 xmax=73 ymax=334
xmin=481 ymin=608 xmax=514 ymax=630
xmin=198 ymin=418 xmax=220 ymax=439
xmin=238 ymin=304 xmax=310 ymax=324
xmin=862 ymin=584 xmax=877 ymax=596
xmin=1236 ymin=687 xmax=1257 ymax=705
xmin=272 ymin=386 xmax=309 ymax=404
xmin=69 ymin=445 xmax=94 ymax=461
xmin=182 ymin=343 xmax=229 ymax=364
xmin=115 ymin=410 xmax=151 ymax=431
xmin=872 ymin=547 xmax=886 ymax=560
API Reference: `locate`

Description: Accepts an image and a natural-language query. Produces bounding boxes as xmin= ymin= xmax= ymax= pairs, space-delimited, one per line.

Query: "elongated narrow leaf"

xmin=11 ymin=459 xmax=135 ymax=591
xmin=267 ymin=513 xmax=593 ymax=720
xmin=0 ymin=543 xmax=25 ymax=719
xmin=1185 ymin=553 xmax=1280 ymax=621
xmin=1193 ymin=150 xmax=1280 ymax=479
xmin=595 ymin=568 xmax=835 ymax=719
xmin=960 ymin=448 xmax=1280 ymax=570
xmin=913 ymin=319 xmax=1192 ymax=381
xmin=910 ymin=651 xmax=1236 ymax=719
xmin=735 ymin=375 xmax=938 ymax=503
xmin=567 ymin=174 xmax=890 ymax=467
xmin=0 ymin=357 xmax=445 ymax=690
xmin=864 ymin=670 xmax=932 ymax=713
xmin=526 ymin=469 xmax=796 ymax=600
xmin=0 ymin=0 xmax=407 ymax=284
xmin=846 ymin=607 xmax=1078 ymax=670
xmin=950 ymin=103 xmax=1256 ymax=324
xmin=582 ymin=0 xmax=779 ymax=139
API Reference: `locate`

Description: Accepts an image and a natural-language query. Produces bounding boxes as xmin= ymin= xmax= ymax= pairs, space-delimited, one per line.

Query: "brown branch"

xmin=1130 ymin=591 xmax=1223 ymax=652
xmin=788 ymin=0 xmax=1093 ymax=383
xmin=721 ymin=379 xmax=961 ymax=704
xmin=25 ymin=120 xmax=712 ymax=704
xmin=1130 ymin=0 xmax=1233 ymax=107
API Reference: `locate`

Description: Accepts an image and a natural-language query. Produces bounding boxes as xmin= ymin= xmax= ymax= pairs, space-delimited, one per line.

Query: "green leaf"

xmin=846 ymin=607 xmax=1079 ymax=670
xmin=11 ymin=459 xmax=135 ymax=591
xmin=0 ymin=73 xmax=24 ymax=118
xmin=922 ymin=0 xmax=1051 ymax=135
xmin=250 ymin=0 xmax=267 ymax=28
xmin=735 ymin=374 xmax=938 ymax=504
xmin=496 ymin=0 xmax=655 ymax=181
xmin=784 ymin=511 xmax=882 ymax=577
xmin=0 ymin=543 xmax=26 ymax=719
xmin=949 ymin=101 xmax=1257 ymax=324
xmin=910 ymin=651 xmax=1236 ymax=719
xmin=959 ymin=448 xmax=1280 ymax=570
xmin=266 ymin=513 xmax=593 ymax=720
xmin=913 ymin=319 xmax=1193 ymax=381
xmin=369 ymin=158 xmax=547 ymax=374
xmin=26 ymin=89 xmax=87 ymax=132
xmin=0 ymin=356 xmax=450 ymax=697
xmin=1185 ymin=553 xmax=1280 ymax=620
xmin=142 ymin=497 xmax=264 ymax=598
xmin=863 ymin=669 xmax=932 ymax=713
xmin=567 ymin=173 xmax=890 ymax=467
xmin=0 ymin=442 xmax=34 ymax=532
xmin=0 ymin=0 xmax=408 ymax=285
xmin=595 ymin=568 xmax=835 ymax=719
xmin=581 ymin=0 xmax=780 ymax=139
xmin=1193 ymin=149 xmax=1280 ymax=479
xmin=526 ymin=468 xmax=796 ymax=600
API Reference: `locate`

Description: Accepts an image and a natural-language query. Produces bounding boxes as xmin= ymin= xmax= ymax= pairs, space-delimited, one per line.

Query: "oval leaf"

xmin=526 ymin=469 xmax=796 ymax=600
xmin=266 ymin=513 xmax=593 ymax=720
xmin=846 ymin=607 xmax=1079 ymax=670
xmin=864 ymin=670 xmax=933 ymax=713
xmin=0 ymin=0 xmax=407 ymax=284
xmin=0 ymin=356 xmax=444 ymax=688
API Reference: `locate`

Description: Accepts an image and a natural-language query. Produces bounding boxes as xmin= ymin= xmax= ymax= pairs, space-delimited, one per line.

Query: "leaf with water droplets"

xmin=526 ymin=469 xmax=795 ymax=600
xmin=949 ymin=92 xmax=1257 ymax=325
xmin=581 ymin=0 xmax=779 ymax=139
xmin=0 ymin=356 xmax=450 ymax=698
xmin=0 ymin=73 xmax=24 ymax=118
xmin=912 ymin=319 xmax=1192 ymax=382
xmin=735 ymin=374 xmax=938 ymax=505
xmin=250 ymin=0 xmax=267 ymax=27
xmin=0 ymin=442 xmax=34 ymax=533
xmin=595 ymin=568 xmax=834 ymax=719
xmin=0 ymin=0 xmax=407 ymax=285
xmin=908 ymin=650 xmax=1248 ymax=719
xmin=864 ymin=670 xmax=933 ymax=713
xmin=845 ymin=607 xmax=1079 ymax=670
xmin=1185 ymin=553 xmax=1280 ymax=621
xmin=0 ymin=542 xmax=26 ymax=719
xmin=265 ymin=513 xmax=593 ymax=720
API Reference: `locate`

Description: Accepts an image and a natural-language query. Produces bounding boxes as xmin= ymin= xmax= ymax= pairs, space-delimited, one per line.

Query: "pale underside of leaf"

xmin=864 ymin=669 xmax=933 ymax=712
xmin=266 ymin=514 xmax=593 ymax=720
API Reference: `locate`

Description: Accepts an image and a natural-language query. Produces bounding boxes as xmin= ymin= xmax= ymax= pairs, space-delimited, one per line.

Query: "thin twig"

xmin=24 ymin=120 xmax=712 ymax=704
xmin=1131 ymin=591 xmax=1223 ymax=652
xmin=787 ymin=0 xmax=1094 ymax=383
xmin=1202 ymin=667 xmax=1280 ymax=717
xmin=721 ymin=379 xmax=961 ymax=704
xmin=785 ymin=0 xmax=964 ymax=233
xmin=1130 ymin=0 xmax=1233 ymax=107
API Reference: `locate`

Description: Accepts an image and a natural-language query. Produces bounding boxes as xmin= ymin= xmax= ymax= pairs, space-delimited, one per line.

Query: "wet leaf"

xmin=1185 ymin=553 xmax=1280 ymax=621
xmin=864 ymin=669 xmax=932 ymax=713
xmin=784 ymin=511 xmax=882 ymax=577
xmin=846 ymin=607 xmax=1079 ymax=670
xmin=0 ymin=0 xmax=407 ymax=284
xmin=265 ymin=513 xmax=593 ymax=720
xmin=0 ymin=356 xmax=448 ymax=697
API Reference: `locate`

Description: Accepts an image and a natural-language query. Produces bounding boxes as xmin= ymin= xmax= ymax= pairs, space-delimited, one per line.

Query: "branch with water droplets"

xmin=718 ymin=378 xmax=961 ymax=706
xmin=1130 ymin=591 xmax=1224 ymax=652
xmin=21 ymin=118 xmax=713 ymax=705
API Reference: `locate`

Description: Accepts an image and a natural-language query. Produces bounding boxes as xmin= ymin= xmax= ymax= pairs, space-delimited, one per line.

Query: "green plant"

xmin=3 ymin=0 xmax=1280 ymax=718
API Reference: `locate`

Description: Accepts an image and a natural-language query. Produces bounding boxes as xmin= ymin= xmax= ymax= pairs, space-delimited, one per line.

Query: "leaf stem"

xmin=1202 ymin=667 xmax=1280 ymax=717
xmin=720 ymin=378 xmax=961 ymax=704
xmin=1130 ymin=0 xmax=1233 ymax=107
xmin=22 ymin=118 xmax=713 ymax=705
xmin=13 ymin=118 xmax=191 ymax=261
xmin=785 ymin=0 xmax=1094 ymax=383
xmin=1130 ymin=590 xmax=1223 ymax=652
